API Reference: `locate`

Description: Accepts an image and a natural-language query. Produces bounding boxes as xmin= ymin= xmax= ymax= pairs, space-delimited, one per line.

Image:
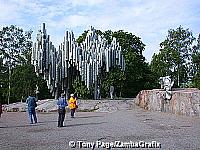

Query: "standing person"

xmin=57 ymin=93 xmax=67 ymax=127
xmin=0 ymin=103 xmax=2 ymax=117
xmin=110 ymin=85 xmax=114 ymax=99
xmin=97 ymin=86 xmax=101 ymax=100
xmin=26 ymin=94 xmax=37 ymax=124
xmin=68 ymin=94 xmax=77 ymax=118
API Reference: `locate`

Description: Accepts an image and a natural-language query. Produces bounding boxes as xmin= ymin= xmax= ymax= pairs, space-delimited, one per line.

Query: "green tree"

xmin=10 ymin=64 xmax=37 ymax=102
xmin=150 ymin=26 xmax=195 ymax=87
xmin=101 ymin=66 xmax=125 ymax=97
xmin=72 ymin=78 xmax=91 ymax=99
xmin=10 ymin=64 xmax=52 ymax=102
xmin=111 ymin=30 xmax=153 ymax=97
xmin=192 ymin=34 xmax=200 ymax=88
xmin=0 ymin=25 xmax=32 ymax=104
xmin=37 ymin=76 xmax=53 ymax=100
xmin=0 ymin=58 xmax=8 ymax=103
xmin=76 ymin=30 xmax=88 ymax=44
xmin=76 ymin=29 xmax=103 ymax=45
xmin=0 ymin=25 xmax=32 ymax=65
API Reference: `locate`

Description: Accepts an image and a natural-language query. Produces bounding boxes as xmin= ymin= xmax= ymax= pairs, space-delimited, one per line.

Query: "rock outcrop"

xmin=3 ymin=99 xmax=134 ymax=112
xmin=135 ymin=88 xmax=200 ymax=117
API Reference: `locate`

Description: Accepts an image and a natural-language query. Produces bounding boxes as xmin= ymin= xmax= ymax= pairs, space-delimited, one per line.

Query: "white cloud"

xmin=71 ymin=0 xmax=106 ymax=6
xmin=0 ymin=1 xmax=21 ymax=23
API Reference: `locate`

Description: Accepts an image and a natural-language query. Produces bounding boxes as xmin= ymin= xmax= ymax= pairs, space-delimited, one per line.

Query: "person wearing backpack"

xmin=68 ymin=94 xmax=77 ymax=118
xmin=26 ymin=94 xmax=38 ymax=124
xmin=57 ymin=93 xmax=68 ymax=127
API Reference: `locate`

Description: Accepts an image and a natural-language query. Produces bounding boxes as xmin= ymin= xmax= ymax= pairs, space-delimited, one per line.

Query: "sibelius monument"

xmin=32 ymin=23 xmax=125 ymax=99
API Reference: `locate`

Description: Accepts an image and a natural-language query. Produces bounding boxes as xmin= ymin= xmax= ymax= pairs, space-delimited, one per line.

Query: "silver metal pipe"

xmin=32 ymin=23 xmax=125 ymax=99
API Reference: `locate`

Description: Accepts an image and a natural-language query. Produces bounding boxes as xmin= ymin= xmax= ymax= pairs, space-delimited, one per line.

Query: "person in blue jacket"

xmin=57 ymin=93 xmax=68 ymax=127
xmin=26 ymin=94 xmax=38 ymax=124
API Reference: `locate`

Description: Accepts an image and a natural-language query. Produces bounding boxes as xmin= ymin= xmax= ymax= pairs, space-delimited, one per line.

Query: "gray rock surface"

xmin=3 ymin=99 xmax=134 ymax=113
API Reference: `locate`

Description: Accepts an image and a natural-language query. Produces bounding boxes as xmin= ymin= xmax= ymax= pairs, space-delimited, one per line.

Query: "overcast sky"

xmin=0 ymin=0 xmax=199 ymax=62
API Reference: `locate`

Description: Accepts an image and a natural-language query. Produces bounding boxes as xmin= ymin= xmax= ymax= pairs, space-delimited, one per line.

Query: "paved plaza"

xmin=0 ymin=105 xmax=200 ymax=150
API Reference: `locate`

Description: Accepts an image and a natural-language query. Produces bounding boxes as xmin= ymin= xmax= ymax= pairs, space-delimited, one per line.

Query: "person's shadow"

xmin=0 ymin=120 xmax=57 ymax=129
xmin=64 ymin=121 xmax=107 ymax=127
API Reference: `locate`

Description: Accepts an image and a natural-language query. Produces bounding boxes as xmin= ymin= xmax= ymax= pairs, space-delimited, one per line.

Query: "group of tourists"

xmin=26 ymin=93 xmax=77 ymax=127
xmin=57 ymin=93 xmax=77 ymax=127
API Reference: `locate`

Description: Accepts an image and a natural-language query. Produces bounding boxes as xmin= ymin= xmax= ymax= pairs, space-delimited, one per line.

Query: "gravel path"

xmin=0 ymin=105 xmax=200 ymax=150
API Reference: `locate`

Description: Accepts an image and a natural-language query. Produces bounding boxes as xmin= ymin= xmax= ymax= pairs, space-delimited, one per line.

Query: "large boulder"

xmin=135 ymin=88 xmax=200 ymax=117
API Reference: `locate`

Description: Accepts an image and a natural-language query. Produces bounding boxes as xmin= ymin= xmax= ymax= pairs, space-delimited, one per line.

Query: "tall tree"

xmin=151 ymin=26 xmax=195 ymax=87
xmin=111 ymin=30 xmax=152 ymax=97
xmin=0 ymin=58 xmax=8 ymax=103
xmin=192 ymin=34 xmax=200 ymax=88
xmin=0 ymin=25 xmax=32 ymax=65
xmin=0 ymin=25 xmax=32 ymax=104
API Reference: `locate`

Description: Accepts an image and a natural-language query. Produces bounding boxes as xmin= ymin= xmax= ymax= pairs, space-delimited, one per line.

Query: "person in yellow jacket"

xmin=68 ymin=94 xmax=77 ymax=118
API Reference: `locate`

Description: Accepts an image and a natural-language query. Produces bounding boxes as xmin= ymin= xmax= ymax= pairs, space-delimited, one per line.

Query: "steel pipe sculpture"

xmin=32 ymin=23 xmax=125 ymax=99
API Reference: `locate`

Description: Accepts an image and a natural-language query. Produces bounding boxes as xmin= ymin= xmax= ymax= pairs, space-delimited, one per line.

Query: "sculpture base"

xmin=135 ymin=88 xmax=200 ymax=117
